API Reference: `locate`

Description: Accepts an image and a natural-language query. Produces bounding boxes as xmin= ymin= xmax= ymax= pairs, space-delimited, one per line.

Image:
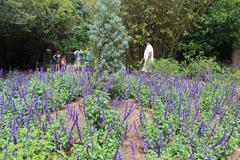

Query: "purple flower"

xmin=104 ymin=75 xmax=112 ymax=92
xmin=75 ymin=113 xmax=82 ymax=143
xmin=157 ymin=132 xmax=163 ymax=157
xmin=144 ymin=140 xmax=149 ymax=154
xmin=76 ymin=153 xmax=80 ymax=160
xmin=113 ymin=147 xmax=122 ymax=160
xmin=133 ymin=121 xmax=141 ymax=141
xmin=139 ymin=106 xmax=145 ymax=125
xmin=189 ymin=153 xmax=194 ymax=160
xmin=198 ymin=121 xmax=206 ymax=136
xmin=86 ymin=143 xmax=92 ymax=160
xmin=68 ymin=136 xmax=75 ymax=145
xmin=211 ymin=132 xmax=227 ymax=149
xmin=54 ymin=132 xmax=60 ymax=149
xmin=123 ymin=101 xmax=134 ymax=122
xmin=130 ymin=141 xmax=135 ymax=160
xmin=167 ymin=128 xmax=171 ymax=142
xmin=105 ymin=122 xmax=114 ymax=142
xmin=113 ymin=96 xmax=119 ymax=108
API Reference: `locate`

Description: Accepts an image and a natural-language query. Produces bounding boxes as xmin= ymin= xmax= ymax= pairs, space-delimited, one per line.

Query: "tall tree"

xmin=89 ymin=0 xmax=129 ymax=73
xmin=182 ymin=0 xmax=240 ymax=61
xmin=0 ymin=0 xmax=90 ymax=68
xmin=122 ymin=0 xmax=211 ymax=64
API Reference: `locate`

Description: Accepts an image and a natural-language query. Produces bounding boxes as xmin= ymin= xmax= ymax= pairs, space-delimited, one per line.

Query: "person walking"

xmin=74 ymin=48 xmax=81 ymax=67
xmin=140 ymin=38 xmax=154 ymax=75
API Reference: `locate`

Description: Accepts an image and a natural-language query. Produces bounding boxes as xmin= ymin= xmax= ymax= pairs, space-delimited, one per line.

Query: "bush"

xmin=182 ymin=0 xmax=240 ymax=59
xmin=183 ymin=57 xmax=223 ymax=78
xmin=152 ymin=58 xmax=180 ymax=75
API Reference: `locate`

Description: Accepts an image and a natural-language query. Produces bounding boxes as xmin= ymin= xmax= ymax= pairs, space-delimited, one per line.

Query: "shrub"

xmin=183 ymin=57 xmax=223 ymax=78
xmin=152 ymin=58 xmax=180 ymax=75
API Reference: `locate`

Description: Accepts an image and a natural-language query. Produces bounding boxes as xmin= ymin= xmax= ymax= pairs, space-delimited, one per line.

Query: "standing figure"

xmin=61 ymin=55 xmax=67 ymax=71
xmin=74 ymin=48 xmax=81 ymax=67
xmin=140 ymin=38 xmax=154 ymax=75
xmin=53 ymin=49 xmax=61 ymax=71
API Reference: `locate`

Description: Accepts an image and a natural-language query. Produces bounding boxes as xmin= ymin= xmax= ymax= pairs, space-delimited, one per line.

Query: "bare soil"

xmin=50 ymin=99 xmax=86 ymax=130
xmin=116 ymin=99 xmax=152 ymax=160
xmin=228 ymin=149 xmax=240 ymax=160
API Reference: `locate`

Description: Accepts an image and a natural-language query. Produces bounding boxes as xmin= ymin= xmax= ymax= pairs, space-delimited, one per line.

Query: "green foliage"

xmin=122 ymin=0 xmax=209 ymax=61
xmin=0 ymin=0 xmax=91 ymax=68
xmin=85 ymin=90 xmax=120 ymax=130
xmin=0 ymin=115 xmax=69 ymax=159
xmin=182 ymin=0 xmax=240 ymax=58
xmin=183 ymin=57 xmax=223 ymax=78
xmin=70 ymin=124 xmax=121 ymax=160
xmin=108 ymin=72 xmax=137 ymax=98
xmin=140 ymin=77 xmax=240 ymax=160
xmin=0 ymin=0 xmax=78 ymax=44
xmin=152 ymin=58 xmax=180 ymax=75
xmin=89 ymin=0 xmax=129 ymax=73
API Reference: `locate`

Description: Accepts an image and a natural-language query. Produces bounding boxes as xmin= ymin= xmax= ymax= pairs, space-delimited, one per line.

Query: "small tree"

xmin=89 ymin=0 xmax=129 ymax=73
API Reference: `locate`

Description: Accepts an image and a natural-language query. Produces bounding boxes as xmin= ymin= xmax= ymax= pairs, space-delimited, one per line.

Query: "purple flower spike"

xmin=198 ymin=121 xmax=206 ymax=136
xmin=130 ymin=141 xmax=135 ymax=160
xmin=210 ymin=132 xmax=227 ymax=149
xmin=189 ymin=153 xmax=194 ymax=160
xmin=104 ymin=75 xmax=112 ymax=92
xmin=69 ymin=136 xmax=75 ymax=145
xmin=76 ymin=153 xmax=80 ymax=160
xmin=113 ymin=147 xmax=121 ymax=160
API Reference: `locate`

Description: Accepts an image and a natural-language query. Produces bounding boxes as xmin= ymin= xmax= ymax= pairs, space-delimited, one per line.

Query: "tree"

xmin=89 ymin=0 xmax=129 ymax=73
xmin=182 ymin=0 xmax=240 ymax=61
xmin=121 ymin=0 xmax=210 ymax=64
xmin=0 ymin=0 xmax=90 ymax=68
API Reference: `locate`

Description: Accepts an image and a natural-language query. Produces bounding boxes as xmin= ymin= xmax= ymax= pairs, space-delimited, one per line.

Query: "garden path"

xmin=116 ymin=99 xmax=152 ymax=160
xmin=50 ymin=99 xmax=239 ymax=160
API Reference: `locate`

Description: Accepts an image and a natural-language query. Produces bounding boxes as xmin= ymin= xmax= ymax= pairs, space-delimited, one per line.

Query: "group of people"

xmin=52 ymin=48 xmax=83 ymax=71
xmin=52 ymin=38 xmax=154 ymax=73
xmin=52 ymin=49 xmax=66 ymax=71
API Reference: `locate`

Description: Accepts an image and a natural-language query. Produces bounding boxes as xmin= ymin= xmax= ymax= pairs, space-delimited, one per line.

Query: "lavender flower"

xmin=113 ymin=96 xmax=119 ymax=108
xmin=130 ymin=141 xmax=135 ymax=160
xmin=189 ymin=153 xmax=194 ymax=160
xmin=86 ymin=143 xmax=92 ymax=160
xmin=75 ymin=113 xmax=82 ymax=143
xmin=68 ymin=136 xmax=75 ymax=145
xmin=54 ymin=132 xmax=60 ymax=149
xmin=133 ymin=121 xmax=141 ymax=141
xmin=144 ymin=140 xmax=149 ymax=154
xmin=113 ymin=146 xmax=119 ymax=160
xmin=210 ymin=132 xmax=227 ymax=149
xmin=157 ymin=132 xmax=163 ymax=157
xmin=198 ymin=121 xmax=206 ymax=136
xmin=76 ymin=153 xmax=80 ymax=160
xmin=104 ymin=75 xmax=112 ymax=92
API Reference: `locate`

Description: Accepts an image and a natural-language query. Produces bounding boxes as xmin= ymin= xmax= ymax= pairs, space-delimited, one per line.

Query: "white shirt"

xmin=144 ymin=44 xmax=154 ymax=61
xmin=74 ymin=50 xmax=81 ymax=61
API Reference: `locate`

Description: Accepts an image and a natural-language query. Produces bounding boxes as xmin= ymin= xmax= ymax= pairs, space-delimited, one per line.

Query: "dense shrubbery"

xmin=182 ymin=0 xmax=240 ymax=59
xmin=152 ymin=58 xmax=181 ymax=75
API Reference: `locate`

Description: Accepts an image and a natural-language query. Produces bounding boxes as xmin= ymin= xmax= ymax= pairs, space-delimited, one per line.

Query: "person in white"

xmin=74 ymin=48 xmax=81 ymax=67
xmin=140 ymin=38 xmax=154 ymax=74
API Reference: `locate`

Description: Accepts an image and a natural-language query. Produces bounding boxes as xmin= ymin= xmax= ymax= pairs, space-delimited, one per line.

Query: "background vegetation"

xmin=0 ymin=0 xmax=240 ymax=70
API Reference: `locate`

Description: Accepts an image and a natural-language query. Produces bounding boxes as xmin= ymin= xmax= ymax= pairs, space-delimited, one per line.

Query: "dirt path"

xmin=228 ymin=149 xmax=240 ymax=160
xmin=50 ymin=99 xmax=86 ymax=130
xmin=116 ymin=100 xmax=152 ymax=160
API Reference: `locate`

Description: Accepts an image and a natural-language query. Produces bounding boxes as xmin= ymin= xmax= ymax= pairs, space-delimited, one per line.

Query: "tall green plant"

xmin=182 ymin=0 xmax=240 ymax=59
xmin=89 ymin=0 xmax=129 ymax=73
